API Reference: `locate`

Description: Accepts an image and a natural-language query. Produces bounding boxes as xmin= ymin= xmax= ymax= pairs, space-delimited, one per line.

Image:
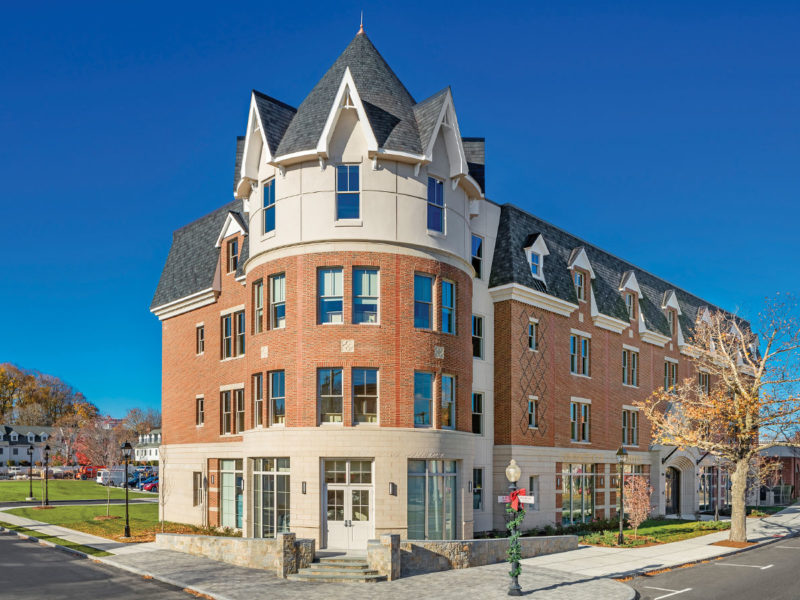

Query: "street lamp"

xmin=121 ymin=441 xmax=132 ymax=538
xmin=43 ymin=445 xmax=51 ymax=507
xmin=26 ymin=445 xmax=34 ymax=501
xmin=714 ymin=455 xmax=720 ymax=522
xmin=505 ymin=458 xmax=523 ymax=597
xmin=616 ymin=447 xmax=628 ymax=546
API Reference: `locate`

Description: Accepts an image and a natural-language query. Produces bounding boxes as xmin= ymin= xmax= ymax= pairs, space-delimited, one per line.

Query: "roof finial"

xmin=358 ymin=10 xmax=364 ymax=35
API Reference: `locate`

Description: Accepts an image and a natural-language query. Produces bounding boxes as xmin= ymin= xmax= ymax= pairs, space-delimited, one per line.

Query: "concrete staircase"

xmin=288 ymin=556 xmax=386 ymax=583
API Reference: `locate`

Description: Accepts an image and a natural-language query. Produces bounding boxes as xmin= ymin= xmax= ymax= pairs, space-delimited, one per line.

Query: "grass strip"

xmin=0 ymin=520 xmax=112 ymax=557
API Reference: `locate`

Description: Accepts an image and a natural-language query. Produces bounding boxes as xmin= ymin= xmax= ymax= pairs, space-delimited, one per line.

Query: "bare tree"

xmin=637 ymin=295 xmax=800 ymax=542
xmin=624 ymin=475 xmax=654 ymax=540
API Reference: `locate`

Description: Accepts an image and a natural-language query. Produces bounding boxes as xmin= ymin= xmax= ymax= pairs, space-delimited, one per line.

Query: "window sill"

xmin=570 ymin=372 xmax=591 ymax=379
xmin=528 ymin=348 xmax=539 ymax=352
xmin=262 ymin=230 xmax=276 ymax=241
xmin=623 ymin=444 xmax=639 ymax=449
xmin=622 ymin=383 xmax=639 ymax=389
xmin=320 ymin=322 xmax=344 ymax=326
xmin=196 ymin=352 xmax=204 ymax=357
xmin=269 ymin=326 xmax=286 ymax=332
xmin=355 ymin=321 xmax=381 ymax=326
xmin=353 ymin=422 xmax=380 ymax=427
xmin=319 ymin=422 xmax=344 ymax=427
xmin=473 ymin=355 xmax=484 ymax=361
xmin=427 ymin=229 xmax=446 ymax=239
xmin=570 ymin=440 xmax=591 ymax=445
xmin=220 ymin=355 xmax=245 ymax=363
xmin=195 ymin=424 xmax=204 ymax=428
xmin=269 ymin=423 xmax=286 ymax=428
xmin=528 ymin=426 xmax=539 ymax=430
xmin=414 ymin=424 xmax=432 ymax=429
xmin=334 ymin=219 xmax=363 ymax=227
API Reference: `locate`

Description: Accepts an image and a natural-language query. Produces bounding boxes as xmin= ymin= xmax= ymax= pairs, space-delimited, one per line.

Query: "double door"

xmin=323 ymin=459 xmax=373 ymax=550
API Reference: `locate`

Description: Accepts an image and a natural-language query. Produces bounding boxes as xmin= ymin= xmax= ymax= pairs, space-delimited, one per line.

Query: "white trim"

xmin=524 ymin=234 xmax=550 ymax=283
xmin=195 ymin=322 xmax=204 ymax=327
xmin=195 ymin=394 xmax=204 ymax=399
xmin=216 ymin=214 xmax=245 ymax=248
xmin=529 ymin=316 xmax=539 ymax=324
xmin=570 ymin=397 xmax=591 ymax=404
xmin=623 ymin=344 xmax=640 ymax=352
xmin=570 ymin=328 xmax=592 ymax=339
xmin=567 ymin=247 xmax=596 ymax=279
xmin=619 ymin=271 xmax=643 ymax=298
xmin=622 ymin=404 xmax=639 ymax=412
xmin=489 ymin=283 xmax=578 ymax=317
xmin=316 ymin=68 xmax=378 ymax=157
xmin=422 ymin=89 xmax=469 ymax=180
xmin=219 ymin=383 xmax=245 ymax=391
xmin=220 ymin=304 xmax=245 ymax=315
xmin=664 ymin=356 xmax=679 ymax=364
xmin=641 ymin=329 xmax=670 ymax=347
xmin=661 ymin=290 xmax=683 ymax=314
xmin=151 ymin=288 xmax=217 ymax=321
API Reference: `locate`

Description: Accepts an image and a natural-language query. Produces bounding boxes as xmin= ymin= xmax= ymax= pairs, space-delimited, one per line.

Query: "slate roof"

xmin=413 ymin=87 xmax=450 ymax=153
xmin=489 ymin=204 xmax=727 ymax=337
xmin=275 ymin=32 xmax=422 ymax=157
xmin=0 ymin=425 xmax=55 ymax=444
xmin=151 ymin=200 xmax=245 ymax=309
xmin=233 ymin=136 xmax=244 ymax=193
xmin=253 ymin=90 xmax=297 ymax=155
xmin=462 ymin=137 xmax=485 ymax=193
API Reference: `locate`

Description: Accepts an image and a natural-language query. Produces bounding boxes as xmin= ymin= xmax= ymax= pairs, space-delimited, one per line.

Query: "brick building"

xmin=151 ymin=30 xmax=730 ymax=549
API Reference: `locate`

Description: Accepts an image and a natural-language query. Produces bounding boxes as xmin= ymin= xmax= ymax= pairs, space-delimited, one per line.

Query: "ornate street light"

xmin=43 ymin=445 xmax=51 ymax=507
xmin=26 ymin=445 xmax=34 ymax=501
xmin=616 ymin=447 xmax=628 ymax=545
xmin=121 ymin=442 xmax=133 ymax=538
xmin=505 ymin=458 xmax=523 ymax=597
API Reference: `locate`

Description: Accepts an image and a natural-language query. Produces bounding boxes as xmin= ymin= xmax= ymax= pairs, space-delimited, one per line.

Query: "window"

xmin=221 ymin=391 xmax=232 ymax=434
xmin=227 ymin=239 xmax=239 ymax=273
xmin=353 ymin=268 xmax=379 ymax=324
xmin=441 ymin=280 xmax=455 ymax=334
xmin=353 ymin=368 xmax=378 ymax=423
xmin=528 ymin=397 xmax=538 ymax=428
xmin=570 ymin=334 xmax=590 ymax=376
xmin=471 ymin=392 xmax=483 ymax=434
xmin=192 ymin=472 xmax=203 ymax=507
xmin=253 ymin=373 xmax=264 ymax=427
xmin=699 ymin=371 xmax=710 ymax=395
xmin=562 ymin=464 xmax=593 ymax=524
xmin=318 ymin=268 xmax=343 ymax=324
xmin=622 ymin=409 xmax=638 ymax=445
xmin=473 ymin=468 xmax=483 ymax=510
xmin=528 ymin=321 xmax=538 ymax=351
xmin=263 ymin=179 xmax=276 ymax=234
xmin=336 ymin=165 xmax=360 ymax=220
xmin=472 ymin=315 xmax=483 ymax=359
xmin=667 ymin=310 xmax=675 ymax=336
xmin=253 ymin=280 xmax=264 ymax=334
xmin=414 ymin=372 xmax=433 ymax=427
xmin=414 ymin=274 xmax=433 ymax=329
xmin=221 ymin=310 xmax=245 ymax=359
xmin=270 ymin=371 xmax=285 ymax=425
xmin=270 ymin=273 xmax=286 ymax=329
xmin=441 ymin=375 xmax=455 ymax=429
xmin=235 ymin=389 xmax=245 ymax=433
xmin=528 ymin=476 xmax=540 ymax=511
xmin=625 ymin=293 xmax=636 ymax=320
xmin=570 ymin=400 xmax=590 ymax=442
xmin=427 ymin=177 xmax=444 ymax=232
xmin=574 ymin=272 xmax=585 ymax=302
xmin=471 ymin=235 xmax=483 ymax=278
xmin=622 ymin=349 xmax=639 ymax=386
xmin=407 ymin=460 xmax=457 ymax=540
xmin=530 ymin=253 xmax=541 ymax=277
xmin=252 ymin=458 xmax=290 ymax=538
xmin=664 ymin=361 xmax=678 ymax=393
xmin=196 ymin=397 xmax=204 ymax=425
xmin=318 ymin=368 xmax=343 ymax=423
xmin=196 ymin=326 xmax=204 ymax=355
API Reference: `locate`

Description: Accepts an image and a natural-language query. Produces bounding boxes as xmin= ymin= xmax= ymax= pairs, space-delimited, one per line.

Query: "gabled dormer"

xmin=567 ymin=247 xmax=596 ymax=303
xmin=662 ymin=289 xmax=683 ymax=342
xmin=524 ymin=234 xmax=550 ymax=284
xmin=619 ymin=270 xmax=642 ymax=321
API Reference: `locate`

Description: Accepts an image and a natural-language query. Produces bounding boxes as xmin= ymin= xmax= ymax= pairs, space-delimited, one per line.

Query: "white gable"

xmin=661 ymin=290 xmax=683 ymax=314
xmin=423 ymin=90 xmax=468 ymax=179
xmin=619 ymin=271 xmax=643 ymax=298
xmin=214 ymin=213 xmax=246 ymax=248
xmin=316 ymin=68 xmax=378 ymax=158
xmin=524 ymin=234 xmax=550 ymax=282
xmin=567 ymin=247 xmax=596 ymax=279
xmin=238 ymin=94 xmax=270 ymax=197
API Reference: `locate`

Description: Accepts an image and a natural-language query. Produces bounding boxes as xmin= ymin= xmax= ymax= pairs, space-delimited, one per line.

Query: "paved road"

xmin=630 ymin=537 xmax=800 ymax=600
xmin=0 ymin=531 xmax=189 ymax=599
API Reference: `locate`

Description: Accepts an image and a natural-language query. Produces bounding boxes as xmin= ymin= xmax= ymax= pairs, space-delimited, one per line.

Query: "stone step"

xmin=308 ymin=562 xmax=373 ymax=572
xmin=287 ymin=570 xmax=386 ymax=583
xmin=318 ymin=556 xmax=369 ymax=566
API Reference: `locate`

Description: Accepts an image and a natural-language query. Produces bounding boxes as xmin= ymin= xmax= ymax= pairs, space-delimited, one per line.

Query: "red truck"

xmin=77 ymin=465 xmax=104 ymax=480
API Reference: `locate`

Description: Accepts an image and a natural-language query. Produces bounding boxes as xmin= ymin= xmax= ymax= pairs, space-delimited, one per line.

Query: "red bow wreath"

xmin=509 ymin=488 xmax=527 ymax=512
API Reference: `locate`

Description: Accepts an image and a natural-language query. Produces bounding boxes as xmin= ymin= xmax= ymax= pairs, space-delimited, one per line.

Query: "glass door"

xmin=323 ymin=459 xmax=373 ymax=549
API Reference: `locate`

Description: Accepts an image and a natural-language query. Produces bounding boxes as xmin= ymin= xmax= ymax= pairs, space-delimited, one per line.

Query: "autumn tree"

xmin=637 ymin=295 xmax=800 ymax=542
xmin=123 ymin=407 xmax=161 ymax=437
xmin=623 ymin=475 xmax=653 ymax=540
xmin=77 ymin=417 xmax=122 ymax=468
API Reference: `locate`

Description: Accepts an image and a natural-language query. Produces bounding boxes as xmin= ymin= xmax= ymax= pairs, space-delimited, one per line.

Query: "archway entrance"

xmin=665 ymin=467 xmax=680 ymax=515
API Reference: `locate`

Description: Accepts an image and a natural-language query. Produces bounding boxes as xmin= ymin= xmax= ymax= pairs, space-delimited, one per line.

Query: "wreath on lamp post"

xmin=506 ymin=488 xmax=527 ymax=578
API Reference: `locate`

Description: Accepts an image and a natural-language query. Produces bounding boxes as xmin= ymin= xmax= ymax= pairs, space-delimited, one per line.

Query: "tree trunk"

xmin=729 ymin=458 xmax=750 ymax=542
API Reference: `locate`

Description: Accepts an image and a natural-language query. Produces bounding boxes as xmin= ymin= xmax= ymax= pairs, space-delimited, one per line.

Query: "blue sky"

xmin=1 ymin=2 xmax=798 ymax=417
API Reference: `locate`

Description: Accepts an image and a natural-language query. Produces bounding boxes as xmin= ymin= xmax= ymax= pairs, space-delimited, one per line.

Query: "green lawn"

xmin=6 ymin=503 xmax=239 ymax=543
xmin=0 ymin=520 xmax=112 ymax=557
xmin=0 ymin=479 xmax=153 ymax=503
xmin=581 ymin=519 xmax=730 ymax=547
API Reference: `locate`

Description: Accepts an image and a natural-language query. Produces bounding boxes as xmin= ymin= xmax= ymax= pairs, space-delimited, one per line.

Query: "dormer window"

xmin=524 ymin=234 xmax=549 ymax=283
xmin=27 ymin=434 xmax=34 ymax=443
xmin=530 ymin=253 xmax=541 ymax=277
xmin=10 ymin=433 xmax=17 ymax=442
xmin=574 ymin=272 xmax=585 ymax=302
xmin=625 ymin=293 xmax=636 ymax=320
xmin=667 ymin=310 xmax=675 ymax=336
xmin=227 ymin=239 xmax=239 ymax=273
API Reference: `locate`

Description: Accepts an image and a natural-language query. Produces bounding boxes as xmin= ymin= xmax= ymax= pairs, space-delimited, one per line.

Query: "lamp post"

xmin=616 ymin=447 xmax=628 ymax=546
xmin=505 ymin=458 xmax=523 ymax=597
xmin=121 ymin=441 xmax=132 ymax=538
xmin=26 ymin=445 xmax=34 ymax=501
xmin=43 ymin=445 xmax=51 ymax=507
xmin=714 ymin=455 xmax=720 ymax=522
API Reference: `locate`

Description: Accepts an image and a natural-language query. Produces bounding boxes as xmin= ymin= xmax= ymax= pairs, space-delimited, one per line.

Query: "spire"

xmin=358 ymin=11 xmax=364 ymax=35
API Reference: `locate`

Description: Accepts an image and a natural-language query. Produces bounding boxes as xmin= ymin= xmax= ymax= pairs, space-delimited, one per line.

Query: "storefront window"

xmin=220 ymin=459 xmax=243 ymax=529
xmin=562 ymin=464 xmax=594 ymax=525
xmin=407 ymin=460 xmax=457 ymax=540
xmin=252 ymin=458 xmax=290 ymax=538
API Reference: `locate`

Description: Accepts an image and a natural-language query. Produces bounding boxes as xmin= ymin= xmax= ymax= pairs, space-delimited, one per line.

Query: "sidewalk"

xmin=521 ymin=504 xmax=800 ymax=578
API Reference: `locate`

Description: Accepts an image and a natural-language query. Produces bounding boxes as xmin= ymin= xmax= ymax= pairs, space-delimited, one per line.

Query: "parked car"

xmin=137 ymin=475 xmax=156 ymax=490
xmin=143 ymin=479 xmax=158 ymax=493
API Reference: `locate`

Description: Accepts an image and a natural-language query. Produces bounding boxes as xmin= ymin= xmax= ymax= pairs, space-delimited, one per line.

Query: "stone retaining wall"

xmin=155 ymin=532 xmax=314 ymax=578
xmin=399 ymin=535 xmax=578 ymax=576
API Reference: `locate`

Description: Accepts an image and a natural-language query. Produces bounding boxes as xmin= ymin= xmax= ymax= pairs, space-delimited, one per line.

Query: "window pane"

xmin=336 ymin=193 xmax=359 ymax=219
xmin=427 ymin=203 xmax=443 ymax=232
xmin=414 ymin=275 xmax=432 ymax=328
xmin=414 ymin=372 xmax=432 ymax=426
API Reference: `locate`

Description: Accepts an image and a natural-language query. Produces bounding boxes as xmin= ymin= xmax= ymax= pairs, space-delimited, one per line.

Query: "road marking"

xmin=778 ymin=546 xmax=800 ymax=549
xmin=643 ymin=587 xmax=692 ymax=599
xmin=715 ymin=563 xmax=773 ymax=570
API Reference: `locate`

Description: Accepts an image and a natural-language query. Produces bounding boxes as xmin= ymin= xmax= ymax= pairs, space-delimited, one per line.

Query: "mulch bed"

xmin=92 ymin=516 xmax=120 ymax=521
xmin=711 ymin=540 xmax=757 ymax=548
xmin=31 ymin=506 xmax=55 ymax=510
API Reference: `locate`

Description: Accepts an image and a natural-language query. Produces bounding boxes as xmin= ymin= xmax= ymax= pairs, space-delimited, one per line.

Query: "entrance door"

xmin=220 ymin=459 xmax=243 ymax=529
xmin=665 ymin=467 xmax=680 ymax=515
xmin=323 ymin=460 xmax=373 ymax=550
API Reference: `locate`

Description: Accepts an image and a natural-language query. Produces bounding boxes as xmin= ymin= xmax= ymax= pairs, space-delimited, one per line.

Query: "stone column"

xmin=276 ymin=532 xmax=297 ymax=578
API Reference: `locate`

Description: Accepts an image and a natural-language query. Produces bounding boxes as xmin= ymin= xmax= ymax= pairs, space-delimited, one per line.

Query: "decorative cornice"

xmin=640 ymin=329 xmax=670 ymax=348
xmin=489 ymin=283 xmax=578 ymax=317
xmin=592 ymin=313 xmax=629 ymax=334
xmin=150 ymin=288 xmax=217 ymax=321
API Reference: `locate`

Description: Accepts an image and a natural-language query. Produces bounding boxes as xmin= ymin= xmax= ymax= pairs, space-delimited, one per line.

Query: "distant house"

xmin=135 ymin=428 xmax=162 ymax=462
xmin=759 ymin=446 xmax=800 ymax=505
xmin=0 ymin=425 xmax=56 ymax=467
